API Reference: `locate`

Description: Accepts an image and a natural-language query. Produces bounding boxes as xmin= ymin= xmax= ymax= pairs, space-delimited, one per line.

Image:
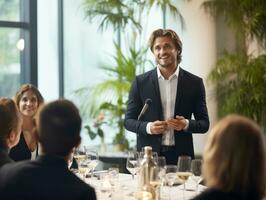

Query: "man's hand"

xmin=167 ymin=115 xmax=188 ymax=131
xmin=150 ymin=120 xmax=168 ymax=135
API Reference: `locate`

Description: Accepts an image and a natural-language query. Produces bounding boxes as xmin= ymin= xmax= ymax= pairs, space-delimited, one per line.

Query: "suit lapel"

xmin=174 ymin=68 xmax=185 ymax=114
xmin=150 ymin=69 xmax=164 ymax=120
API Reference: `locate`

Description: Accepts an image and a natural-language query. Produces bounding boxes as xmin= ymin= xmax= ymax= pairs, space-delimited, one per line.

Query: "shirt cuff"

xmin=146 ymin=122 xmax=152 ymax=134
xmin=183 ymin=119 xmax=189 ymax=130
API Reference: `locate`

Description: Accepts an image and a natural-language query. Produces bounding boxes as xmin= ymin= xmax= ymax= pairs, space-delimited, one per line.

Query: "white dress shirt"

xmin=146 ymin=66 xmax=179 ymax=146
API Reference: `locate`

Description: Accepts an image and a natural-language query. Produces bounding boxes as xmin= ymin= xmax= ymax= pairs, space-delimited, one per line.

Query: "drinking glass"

xmin=68 ymin=150 xmax=74 ymax=169
xmin=165 ymin=165 xmax=178 ymax=200
xmin=191 ymin=159 xmax=202 ymax=193
xmin=177 ymin=156 xmax=192 ymax=200
xmin=84 ymin=147 xmax=99 ymax=178
xmin=73 ymin=146 xmax=87 ymax=178
xmin=126 ymin=151 xmax=139 ymax=180
xmin=99 ymin=172 xmax=112 ymax=199
xmin=108 ymin=167 xmax=119 ymax=188
xmin=157 ymin=156 xmax=166 ymax=185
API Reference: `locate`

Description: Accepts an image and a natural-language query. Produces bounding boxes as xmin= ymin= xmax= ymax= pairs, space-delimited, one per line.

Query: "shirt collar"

xmin=157 ymin=65 xmax=180 ymax=80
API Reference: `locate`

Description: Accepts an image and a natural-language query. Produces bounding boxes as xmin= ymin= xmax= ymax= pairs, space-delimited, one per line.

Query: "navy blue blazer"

xmin=124 ymin=68 xmax=209 ymax=158
xmin=0 ymin=155 xmax=96 ymax=200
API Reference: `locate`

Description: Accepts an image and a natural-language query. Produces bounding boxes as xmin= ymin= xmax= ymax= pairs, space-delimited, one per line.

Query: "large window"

xmin=0 ymin=27 xmax=20 ymax=97
xmin=0 ymin=0 xmax=37 ymax=97
xmin=62 ymin=0 xmax=163 ymax=147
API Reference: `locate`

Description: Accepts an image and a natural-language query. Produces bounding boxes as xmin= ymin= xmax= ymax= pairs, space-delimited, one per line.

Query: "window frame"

xmin=0 ymin=0 xmax=38 ymax=86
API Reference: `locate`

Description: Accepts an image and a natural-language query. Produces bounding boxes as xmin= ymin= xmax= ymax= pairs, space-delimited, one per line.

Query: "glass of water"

xmin=165 ymin=165 xmax=178 ymax=200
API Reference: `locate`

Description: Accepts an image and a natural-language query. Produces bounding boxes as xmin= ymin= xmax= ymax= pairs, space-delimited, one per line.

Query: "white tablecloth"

xmin=84 ymin=173 xmax=206 ymax=200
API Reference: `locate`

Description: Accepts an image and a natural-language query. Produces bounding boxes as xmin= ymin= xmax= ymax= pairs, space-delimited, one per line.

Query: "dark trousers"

xmin=160 ymin=146 xmax=178 ymax=165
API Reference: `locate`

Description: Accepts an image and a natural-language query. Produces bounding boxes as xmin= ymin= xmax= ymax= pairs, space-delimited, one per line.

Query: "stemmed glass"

xmin=191 ymin=159 xmax=203 ymax=193
xmin=177 ymin=156 xmax=192 ymax=200
xmin=126 ymin=151 xmax=139 ymax=180
xmin=68 ymin=150 xmax=74 ymax=169
xmin=84 ymin=147 xmax=99 ymax=178
xmin=157 ymin=156 xmax=166 ymax=185
xmin=73 ymin=146 xmax=87 ymax=179
xmin=165 ymin=165 xmax=178 ymax=200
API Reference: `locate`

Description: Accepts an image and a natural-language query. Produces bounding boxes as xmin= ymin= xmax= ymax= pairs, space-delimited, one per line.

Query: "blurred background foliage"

xmin=202 ymin=0 xmax=266 ymax=129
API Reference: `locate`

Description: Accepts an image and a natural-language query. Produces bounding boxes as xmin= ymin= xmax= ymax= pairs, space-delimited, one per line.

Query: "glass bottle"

xmin=138 ymin=146 xmax=159 ymax=200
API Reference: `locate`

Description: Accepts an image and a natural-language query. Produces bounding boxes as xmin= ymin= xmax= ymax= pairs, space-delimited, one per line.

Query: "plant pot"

xmin=112 ymin=144 xmax=127 ymax=152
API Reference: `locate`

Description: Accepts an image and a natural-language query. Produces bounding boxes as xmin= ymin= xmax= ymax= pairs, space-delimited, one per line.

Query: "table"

xmin=83 ymin=173 xmax=206 ymax=200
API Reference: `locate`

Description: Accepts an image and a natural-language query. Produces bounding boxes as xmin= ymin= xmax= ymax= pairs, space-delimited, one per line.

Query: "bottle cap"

xmin=144 ymin=146 xmax=152 ymax=157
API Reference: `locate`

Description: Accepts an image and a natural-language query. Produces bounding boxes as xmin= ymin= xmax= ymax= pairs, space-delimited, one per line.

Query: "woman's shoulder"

xmin=192 ymin=188 xmax=241 ymax=200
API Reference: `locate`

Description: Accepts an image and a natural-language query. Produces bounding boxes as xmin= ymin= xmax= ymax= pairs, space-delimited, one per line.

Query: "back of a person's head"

xmin=203 ymin=114 xmax=266 ymax=199
xmin=0 ymin=98 xmax=21 ymax=148
xmin=36 ymin=99 xmax=81 ymax=157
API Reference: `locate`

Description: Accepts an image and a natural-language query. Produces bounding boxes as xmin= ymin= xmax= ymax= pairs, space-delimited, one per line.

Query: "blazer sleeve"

xmin=124 ymin=78 xmax=149 ymax=136
xmin=187 ymin=79 xmax=209 ymax=133
xmin=82 ymin=187 xmax=97 ymax=200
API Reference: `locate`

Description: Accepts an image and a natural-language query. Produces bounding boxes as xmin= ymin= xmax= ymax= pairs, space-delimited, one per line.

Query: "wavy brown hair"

xmin=14 ymin=84 xmax=44 ymax=109
xmin=0 ymin=98 xmax=21 ymax=148
xmin=148 ymin=28 xmax=182 ymax=64
xmin=203 ymin=114 xmax=266 ymax=199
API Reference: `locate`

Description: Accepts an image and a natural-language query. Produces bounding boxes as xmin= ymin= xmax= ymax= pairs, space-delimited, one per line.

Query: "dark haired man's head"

xmin=36 ymin=99 xmax=81 ymax=157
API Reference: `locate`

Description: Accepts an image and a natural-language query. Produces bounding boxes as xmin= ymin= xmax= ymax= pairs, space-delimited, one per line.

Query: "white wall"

xmin=167 ymin=0 xmax=218 ymax=155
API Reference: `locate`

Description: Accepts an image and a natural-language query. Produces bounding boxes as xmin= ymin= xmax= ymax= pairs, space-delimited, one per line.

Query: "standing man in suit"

xmin=0 ymin=100 xmax=97 ymax=200
xmin=124 ymin=29 xmax=209 ymax=164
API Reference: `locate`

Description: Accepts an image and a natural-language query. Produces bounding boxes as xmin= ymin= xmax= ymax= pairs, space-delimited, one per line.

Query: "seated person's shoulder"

xmin=0 ymin=160 xmax=32 ymax=182
xmin=192 ymin=188 xmax=239 ymax=200
xmin=67 ymin=171 xmax=96 ymax=192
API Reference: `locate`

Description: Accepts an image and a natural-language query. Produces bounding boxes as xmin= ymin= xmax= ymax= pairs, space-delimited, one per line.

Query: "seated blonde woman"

xmin=0 ymin=98 xmax=22 ymax=168
xmin=192 ymin=114 xmax=266 ymax=200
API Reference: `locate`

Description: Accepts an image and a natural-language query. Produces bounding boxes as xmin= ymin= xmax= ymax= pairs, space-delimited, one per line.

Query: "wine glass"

xmin=84 ymin=147 xmax=99 ymax=178
xmin=126 ymin=151 xmax=139 ymax=180
xmin=157 ymin=156 xmax=166 ymax=185
xmin=165 ymin=165 xmax=178 ymax=200
xmin=73 ymin=146 xmax=87 ymax=178
xmin=150 ymin=166 xmax=162 ymax=199
xmin=108 ymin=167 xmax=119 ymax=188
xmin=191 ymin=159 xmax=203 ymax=193
xmin=68 ymin=150 xmax=74 ymax=169
xmin=177 ymin=156 xmax=192 ymax=200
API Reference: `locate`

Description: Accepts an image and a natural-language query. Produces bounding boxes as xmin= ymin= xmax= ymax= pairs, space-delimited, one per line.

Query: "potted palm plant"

xmin=202 ymin=0 xmax=266 ymax=129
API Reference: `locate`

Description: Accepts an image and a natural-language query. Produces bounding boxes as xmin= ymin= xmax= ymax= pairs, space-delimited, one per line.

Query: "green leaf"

xmin=84 ymin=125 xmax=97 ymax=140
xmin=97 ymin=128 xmax=104 ymax=138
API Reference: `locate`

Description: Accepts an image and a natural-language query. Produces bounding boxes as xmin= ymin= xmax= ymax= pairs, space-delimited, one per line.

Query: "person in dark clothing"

xmin=124 ymin=29 xmax=209 ymax=164
xmin=0 ymin=98 xmax=22 ymax=168
xmin=0 ymin=99 xmax=97 ymax=200
xmin=192 ymin=114 xmax=266 ymax=200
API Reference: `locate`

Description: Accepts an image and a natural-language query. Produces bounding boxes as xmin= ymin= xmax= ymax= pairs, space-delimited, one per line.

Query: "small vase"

xmin=113 ymin=144 xmax=126 ymax=152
